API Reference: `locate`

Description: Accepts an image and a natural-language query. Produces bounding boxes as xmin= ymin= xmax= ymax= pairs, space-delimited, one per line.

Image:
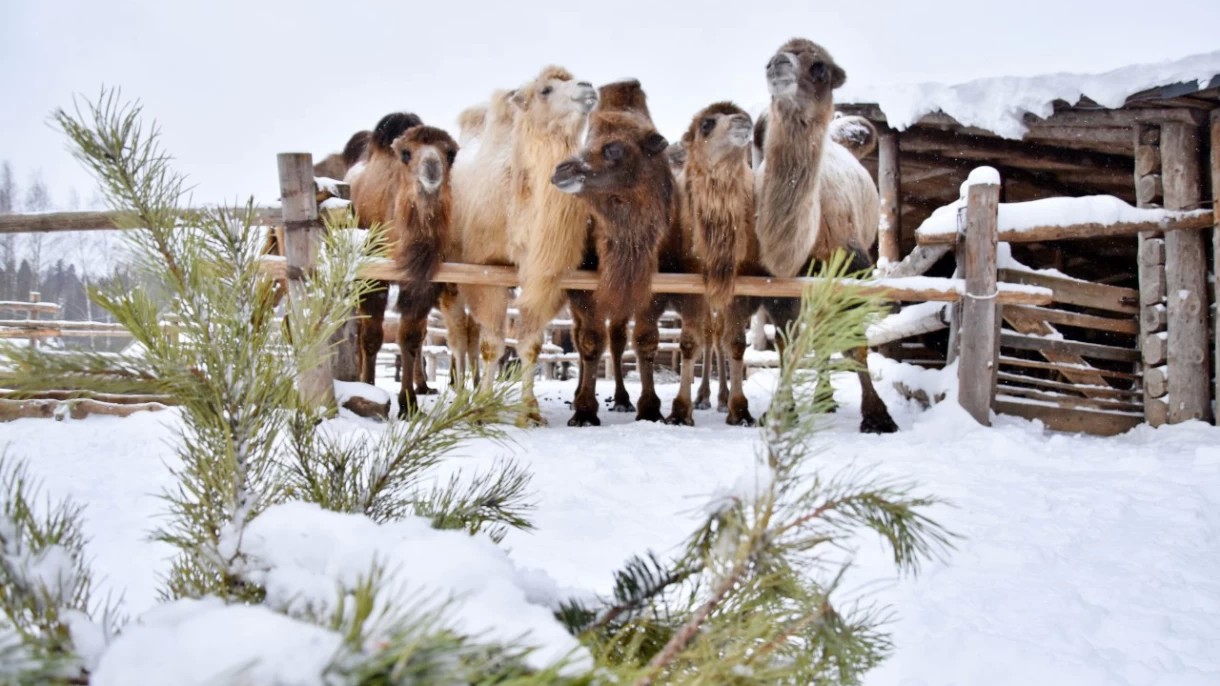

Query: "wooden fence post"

xmin=1134 ymin=124 xmax=1169 ymax=426
xmin=878 ymin=130 xmax=902 ymax=265
xmin=278 ymin=152 xmax=336 ymax=410
xmin=1211 ymin=110 xmax=1220 ymax=422
xmin=1161 ymin=121 xmax=1211 ymax=424
xmin=956 ymin=169 xmax=1001 ymax=426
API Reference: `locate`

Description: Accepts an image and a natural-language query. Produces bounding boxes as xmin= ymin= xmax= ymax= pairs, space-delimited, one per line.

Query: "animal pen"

xmin=3 ymin=78 xmax=1219 ymax=436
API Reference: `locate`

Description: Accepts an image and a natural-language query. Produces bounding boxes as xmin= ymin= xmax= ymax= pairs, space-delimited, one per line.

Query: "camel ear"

xmin=510 ymin=89 xmax=529 ymax=109
xmin=830 ymin=64 xmax=846 ymax=89
xmin=642 ymin=132 xmax=668 ymax=157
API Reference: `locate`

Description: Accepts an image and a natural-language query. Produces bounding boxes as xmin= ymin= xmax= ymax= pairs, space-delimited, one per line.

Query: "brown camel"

xmin=383 ymin=126 xmax=460 ymax=415
xmin=755 ymin=38 xmax=897 ymax=433
xmin=682 ymin=102 xmax=759 ymax=425
xmin=314 ymin=129 xmax=371 ymax=180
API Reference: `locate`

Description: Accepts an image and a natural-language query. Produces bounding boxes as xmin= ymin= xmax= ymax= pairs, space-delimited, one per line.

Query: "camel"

xmin=755 ymin=38 xmax=897 ymax=433
xmin=458 ymin=67 xmax=596 ymax=425
xmin=314 ymin=130 xmax=371 ymax=180
xmin=753 ymin=111 xmax=877 ymax=167
xmin=553 ymin=79 xmax=707 ymax=426
xmin=374 ymin=125 xmax=461 ymax=415
xmin=682 ymin=102 xmax=760 ymax=425
xmin=349 ymin=112 xmax=435 ymax=391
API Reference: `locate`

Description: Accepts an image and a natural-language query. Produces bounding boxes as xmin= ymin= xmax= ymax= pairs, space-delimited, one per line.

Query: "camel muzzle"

xmin=551 ymin=160 xmax=587 ymax=194
xmin=420 ymin=158 xmax=444 ymax=192
xmin=572 ymin=86 xmax=598 ymax=114
xmin=766 ymin=52 xmax=799 ymax=97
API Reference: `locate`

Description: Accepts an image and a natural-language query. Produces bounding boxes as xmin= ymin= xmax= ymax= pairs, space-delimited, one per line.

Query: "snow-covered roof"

xmin=840 ymin=50 xmax=1220 ymax=139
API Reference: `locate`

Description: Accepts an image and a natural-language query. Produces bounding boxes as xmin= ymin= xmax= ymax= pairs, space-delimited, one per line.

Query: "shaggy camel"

xmin=461 ymin=67 xmax=596 ymax=425
xmin=755 ymin=38 xmax=897 ymax=433
xmin=682 ymin=102 xmax=760 ymax=425
xmin=380 ymin=126 xmax=460 ymax=415
xmin=314 ymin=130 xmax=371 ymax=180
xmin=450 ymin=89 xmax=519 ymax=390
xmin=349 ymin=112 xmax=433 ymax=390
xmin=555 ymin=79 xmax=706 ymax=426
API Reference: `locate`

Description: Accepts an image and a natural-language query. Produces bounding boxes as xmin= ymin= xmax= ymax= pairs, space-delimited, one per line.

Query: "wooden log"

xmin=1161 ymin=121 xmax=1212 ymax=423
xmin=1005 ymin=305 xmax=1138 ymax=335
xmin=1139 ymin=267 xmax=1166 ymax=307
xmin=957 ymin=176 xmax=1001 ymax=426
xmin=1141 ymin=304 xmax=1167 ymax=332
xmin=998 ymin=269 xmax=1139 ymax=315
xmin=1137 ymin=237 xmax=1165 ymax=267
xmin=0 ymin=399 xmax=59 ymax=422
xmin=1145 ymin=396 xmax=1169 ymax=426
xmin=1135 ymin=174 xmax=1163 ymax=204
xmin=917 ymin=209 xmax=1211 ymax=246
xmin=867 ymin=304 xmax=948 ymax=346
xmin=1212 ymin=110 xmax=1220 ymax=423
xmin=878 ymin=131 xmax=901 ymax=264
xmin=0 ymin=208 xmax=281 ymax=234
xmin=993 ymin=400 xmax=1142 ymax=436
xmin=1134 ymin=144 xmax=1161 ymax=177
xmin=67 ymin=399 xmax=168 ymax=420
xmin=258 ymin=257 xmax=1055 ymax=305
xmin=1144 ymin=364 xmax=1168 ymax=399
xmin=1000 ymin=332 xmax=1141 ymax=363
xmin=0 ymin=301 xmax=60 ymax=315
xmin=279 ymin=152 xmax=335 ymax=410
xmin=1143 ymin=332 xmax=1167 ymax=367
xmin=998 ymin=355 xmax=1139 ymax=381
xmin=879 ymin=244 xmax=950 ymax=278
xmin=995 ymin=385 xmax=1143 ymax=413
xmin=0 ymin=390 xmax=175 ymax=405
xmin=995 ymin=372 xmax=1140 ymax=400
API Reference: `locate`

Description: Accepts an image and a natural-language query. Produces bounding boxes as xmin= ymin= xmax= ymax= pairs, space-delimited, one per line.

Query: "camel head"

xmin=511 ymin=66 xmax=598 ymax=130
xmin=370 ymin=112 xmax=424 ymax=154
xmin=550 ymin=112 xmax=668 ymax=196
xmin=596 ymin=79 xmax=652 ymax=122
xmin=391 ymin=126 xmax=459 ymax=195
xmin=683 ymin=102 xmax=752 ymax=168
xmin=765 ymin=38 xmax=846 ymax=102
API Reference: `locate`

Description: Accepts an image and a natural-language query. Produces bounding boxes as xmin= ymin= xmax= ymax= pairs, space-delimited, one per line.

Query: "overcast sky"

xmin=2 ymin=0 xmax=1218 ymax=207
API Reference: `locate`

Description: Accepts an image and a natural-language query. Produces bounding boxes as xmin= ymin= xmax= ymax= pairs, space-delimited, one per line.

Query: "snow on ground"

xmin=840 ymin=50 xmax=1220 ymax=139
xmin=3 ymin=360 xmax=1220 ymax=685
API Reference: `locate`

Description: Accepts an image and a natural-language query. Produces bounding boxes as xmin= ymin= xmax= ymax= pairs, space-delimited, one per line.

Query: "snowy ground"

xmin=3 ymin=358 xmax=1220 ymax=686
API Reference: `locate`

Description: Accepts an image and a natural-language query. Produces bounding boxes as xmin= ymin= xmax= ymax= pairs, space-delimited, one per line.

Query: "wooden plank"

xmin=994 ymin=400 xmax=1143 ymax=436
xmin=1005 ymin=305 xmax=1138 ymax=335
xmin=996 ymin=386 xmax=1143 ymax=413
xmin=998 ymin=355 xmax=1139 ymax=381
xmin=957 ymin=178 xmax=1001 ymax=426
xmin=0 ymin=208 xmax=281 ymax=233
xmin=878 ymin=131 xmax=901 ymax=264
xmin=998 ymin=269 xmax=1138 ymax=315
xmin=259 ymin=257 xmax=1055 ymax=305
xmin=1000 ymin=332 xmax=1141 ymax=363
xmin=0 ymin=301 xmax=60 ymax=315
xmin=1161 ymin=121 xmax=1212 ymax=423
xmin=278 ymin=152 xmax=335 ymax=410
xmin=1212 ymin=110 xmax=1220 ymax=422
xmin=996 ymin=372 xmax=1140 ymax=400
xmin=1002 ymin=307 xmax=1127 ymax=394
xmin=917 ymin=210 xmax=1212 ymax=246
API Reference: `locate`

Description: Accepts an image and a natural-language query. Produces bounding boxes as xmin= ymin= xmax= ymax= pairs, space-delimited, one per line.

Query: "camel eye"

xmin=602 ymin=143 xmax=625 ymax=162
xmin=810 ymin=61 xmax=829 ymax=82
xmin=399 ymin=149 xmax=411 ymax=164
xmin=700 ymin=118 xmax=715 ymax=136
xmin=445 ymin=148 xmax=457 ymax=165
xmin=541 ymin=86 xmax=553 ymax=96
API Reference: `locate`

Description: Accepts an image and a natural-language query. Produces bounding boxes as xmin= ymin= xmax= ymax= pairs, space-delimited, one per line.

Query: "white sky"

xmin=2 ymin=0 xmax=1218 ymax=207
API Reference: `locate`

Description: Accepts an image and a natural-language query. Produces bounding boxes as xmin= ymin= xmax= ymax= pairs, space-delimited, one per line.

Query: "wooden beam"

xmin=996 ymin=371 xmax=1141 ymax=400
xmin=259 ymin=258 xmax=1055 ymax=305
xmin=899 ymin=127 xmax=1133 ymax=172
xmin=0 ymin=208 xmax=282 ymax=234
xmin=1000 ymin=332 xmax=1141 ymax=363
xmin=1161 ymin=121 xmax=1212 ymax=423
xmin=993 ymin=400 xmax=1142 ymax=436
xmin=1212 ymin=110 xmax=1220 ymax=421
xmin=918 ymin=210 xmax=1213 ymax=246
xmin=996 ymin=385 xmax=1143 ymax=413
xmin=1133 ymin=123 xmax=1167 ymax=425
xmin=998 ymin=355 xmax=1139 ymax=380
xmin=1004 ymin=305 xmax=1138 ymax=335
xmin=998 ymin=269 xmax=1139 ymax=315
xmin=957 ymin=177 xmax=1001 ymax=426
xmin=878 ymin=131 xmax=901 ymax=263
xmin=0 ymin=301 xmax=60 ymax=315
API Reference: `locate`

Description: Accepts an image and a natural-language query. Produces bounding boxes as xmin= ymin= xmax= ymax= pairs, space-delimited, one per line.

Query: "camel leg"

xmin=716 ymin=332 xmax=730 ymax=413
xmin=413 ymin=320 xmax=437 ymax=396
xmin=437 ymin=287 xmax=468 ymax=388
xmin=608 ymin=319 xmax=634 ymax=412
xmin=396 ymin=315 xmax=426 ymax=418
xmin=665 ymin=320 xmax=699 ymax=426
xmin=358 ymin=281 xmax=389 ymax=384
xmin=848 ymin=346 xmax=898 ymax=434
xmin=633 ymin=298 xmax=666 ymax=422
xmin=465 ymin=316 xmax=481 ymax=389
xmin=694 ymin=317 xmax=715 ymax=410
xmin=464 ymin=285 xmax=508 ymax=393
xmin=566 ymin=291 xmax=604 ymax=427
xmin=724 ymin=304 xmax=755 ymax=426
